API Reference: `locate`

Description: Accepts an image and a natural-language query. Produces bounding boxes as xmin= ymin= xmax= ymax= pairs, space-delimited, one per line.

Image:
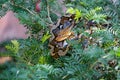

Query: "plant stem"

xmin=10 ymin=1 xmax=35 ymax=16
xmin=46 ymin=1 xmax=53 ymax=24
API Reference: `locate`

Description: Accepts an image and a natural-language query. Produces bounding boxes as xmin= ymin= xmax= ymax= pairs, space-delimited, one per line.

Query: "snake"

xmin=49 ymin=14 xmax=76 ymax=58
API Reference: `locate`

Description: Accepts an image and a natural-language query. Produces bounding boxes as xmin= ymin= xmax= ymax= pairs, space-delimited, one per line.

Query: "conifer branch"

xmin=10 ymin=1 xmax=35 ymax=16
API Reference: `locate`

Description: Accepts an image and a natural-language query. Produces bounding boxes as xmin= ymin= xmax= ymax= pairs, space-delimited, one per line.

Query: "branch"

xmin=46 ymin=1 xmax=54 ymax=24
xmin=10 ymin=1 xmax=35 ymax=16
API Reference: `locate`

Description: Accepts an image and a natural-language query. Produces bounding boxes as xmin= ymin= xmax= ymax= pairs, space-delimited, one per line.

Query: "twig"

xmin=46 ymin=1 xmax=54 ymax=24
xmin=10 ymin=1 xmax=35 ymax=16
xmin=10 ymin=0 xmax=52 ymax=27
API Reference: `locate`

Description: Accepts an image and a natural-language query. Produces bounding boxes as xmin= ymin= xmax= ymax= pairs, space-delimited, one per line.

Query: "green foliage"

xmin=41 ymin=31 xmax=51 ymax=43
xmin=0 ymin=0 xmax=120 ymax=80
xmin=114 ymin=47 xmax=120 ymax=57
xmin=5 ymin=40 xmax=19 ymax=54
xmin=67 ymin=7 xmax=82 ymax=22
xmin=0 ymin=63 xmax=54 ymax=80
xmin=85 ymin=7 xmax=107 ymax=23
xmin=18 ymin=38 xmax=50 ymax=65
xmin=52 ymin=46 xmax=105 ymax=80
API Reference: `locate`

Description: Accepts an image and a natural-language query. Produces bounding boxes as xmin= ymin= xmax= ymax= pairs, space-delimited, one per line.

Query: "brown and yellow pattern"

xmin=49 ymin=14 xmax=76 ymax=58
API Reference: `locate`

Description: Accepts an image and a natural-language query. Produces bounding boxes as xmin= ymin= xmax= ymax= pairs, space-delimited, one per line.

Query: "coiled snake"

xmin=49 ymin=14 xmax=76 ymax=58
